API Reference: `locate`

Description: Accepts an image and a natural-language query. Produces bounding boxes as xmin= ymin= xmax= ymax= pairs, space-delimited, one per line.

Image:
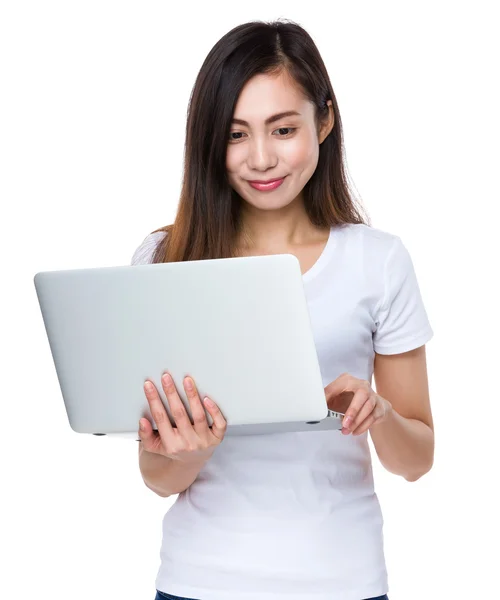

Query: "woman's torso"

xmin=148 ymin=224 xmax=394 ymax=600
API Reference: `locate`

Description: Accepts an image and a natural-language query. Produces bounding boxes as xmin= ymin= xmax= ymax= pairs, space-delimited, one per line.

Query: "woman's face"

xmin=225 ymin=70 xmax=333 ymax=213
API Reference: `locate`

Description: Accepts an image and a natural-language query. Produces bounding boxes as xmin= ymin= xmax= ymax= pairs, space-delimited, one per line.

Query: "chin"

xmin=245 ymin=196 xmax=296 ymax=212
xmin=237 ymin=187 xmax=300 ymax=211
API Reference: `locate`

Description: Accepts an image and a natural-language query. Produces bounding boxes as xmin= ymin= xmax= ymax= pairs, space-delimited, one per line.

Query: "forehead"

xmin=232 ymin=71 xmax=310 ymax=122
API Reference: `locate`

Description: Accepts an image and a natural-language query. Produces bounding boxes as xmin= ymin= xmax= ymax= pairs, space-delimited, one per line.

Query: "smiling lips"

xmin=248 ymin=176 xmax=286 ymax=191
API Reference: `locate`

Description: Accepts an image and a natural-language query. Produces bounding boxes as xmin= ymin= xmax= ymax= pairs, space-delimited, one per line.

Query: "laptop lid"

xmin=34 ymin=254 xmax=343 ymax=438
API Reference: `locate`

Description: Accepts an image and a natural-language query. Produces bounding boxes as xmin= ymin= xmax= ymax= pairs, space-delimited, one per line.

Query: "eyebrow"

xmin=231 ymin=110 xmax=302 ymax=127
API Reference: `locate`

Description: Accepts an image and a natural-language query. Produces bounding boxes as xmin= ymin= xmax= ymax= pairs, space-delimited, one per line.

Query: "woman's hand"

xmin=138 ymin=372 xmax=227 ymax=463
xmin=324 ymin=373 xmax=392 ymax=436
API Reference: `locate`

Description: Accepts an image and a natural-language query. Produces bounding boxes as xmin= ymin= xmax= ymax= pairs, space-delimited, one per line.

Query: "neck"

xmin=237 ymin=196 xmax=320 ymax=252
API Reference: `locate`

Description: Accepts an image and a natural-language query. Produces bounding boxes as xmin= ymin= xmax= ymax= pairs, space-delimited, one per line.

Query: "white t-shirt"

xmin=132 ymin=223 xmax=434 ymax=600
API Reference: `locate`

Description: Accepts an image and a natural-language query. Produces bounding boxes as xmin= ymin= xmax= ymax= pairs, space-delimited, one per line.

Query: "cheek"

xmin=225 ymin=150 xmax=233 ymax=173
xmin=225 ymin=145 xmax=243 ymax=174
xmin=281 ymin=133 xmax=319 ymax=169
xmin=225 ymin=153 xmax=241 ymax=191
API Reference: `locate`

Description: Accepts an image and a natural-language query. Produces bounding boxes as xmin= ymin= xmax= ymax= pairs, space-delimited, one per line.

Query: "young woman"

xmin=132 ymin=19 xmax=434 ymax=600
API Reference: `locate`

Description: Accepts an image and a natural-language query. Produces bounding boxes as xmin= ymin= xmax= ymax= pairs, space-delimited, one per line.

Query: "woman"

xmin=133 ymin=19 xmax=434 ymax=600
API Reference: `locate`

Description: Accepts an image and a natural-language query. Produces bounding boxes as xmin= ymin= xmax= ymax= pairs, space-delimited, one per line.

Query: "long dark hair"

xmin=151 ymin=18 xmax=369 ymax=263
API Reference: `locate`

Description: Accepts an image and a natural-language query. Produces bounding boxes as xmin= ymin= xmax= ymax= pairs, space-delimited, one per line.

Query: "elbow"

xmin=151 ymin=485 xmax=173 ymax=498
xmin=404 ymin=472 xmax=423 ymax=483
xmin=144 ymin=480 xmax=173 ymax=498
xmin=154 ymin=489 xmax=172 ymax=498
xmin=404 ymin=456 xmax=434 ymax=482
xmin=404 ymin=429 xmax=435 ymax=482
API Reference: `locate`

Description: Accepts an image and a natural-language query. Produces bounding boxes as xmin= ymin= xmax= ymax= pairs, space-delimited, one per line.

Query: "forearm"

xmin=369 ymin=408 xmax=434 ymax=481
xmin=139 ymin=445 xmax=208 ymax=497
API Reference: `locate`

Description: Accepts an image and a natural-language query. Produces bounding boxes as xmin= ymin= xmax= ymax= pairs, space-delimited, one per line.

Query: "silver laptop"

xmin=33 ymin=254 xmax=344 ymax=439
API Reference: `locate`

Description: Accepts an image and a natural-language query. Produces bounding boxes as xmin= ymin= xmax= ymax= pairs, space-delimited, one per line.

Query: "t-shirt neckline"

xmin=301 ymin=226 xmax=337 ymax=284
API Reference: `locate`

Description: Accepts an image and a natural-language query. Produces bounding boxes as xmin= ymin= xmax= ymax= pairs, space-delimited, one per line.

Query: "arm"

xmin=131 ymin=235 xmax=226 ymax=498
xmin=370 ymin=344 xmax=434 ymax=482
xmin=138 ymin=443 xmax=209 ymax=498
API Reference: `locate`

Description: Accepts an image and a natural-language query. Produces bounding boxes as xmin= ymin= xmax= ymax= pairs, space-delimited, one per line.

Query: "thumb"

xmin=138 ymin=418 xmax=153 ymax=442
xmin=324 ymin=372 xmax=349 ymax=397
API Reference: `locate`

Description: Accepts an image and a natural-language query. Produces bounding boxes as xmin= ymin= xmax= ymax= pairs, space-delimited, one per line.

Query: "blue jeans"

xmin=155 ymin=592 xmax=389 ymax=600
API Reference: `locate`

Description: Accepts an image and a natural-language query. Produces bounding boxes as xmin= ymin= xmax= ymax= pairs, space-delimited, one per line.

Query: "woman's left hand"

xmin=324 ymin=373 xmax=393 ymax=436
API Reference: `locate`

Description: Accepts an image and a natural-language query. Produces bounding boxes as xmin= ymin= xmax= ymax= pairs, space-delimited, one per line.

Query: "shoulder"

xmin=338 ymin=222 xmax=401 ymax=253
xmin=131 ymin=230 xmax=168 ymax=265
xmin=336 ymin=223 xmax=407 ymax=271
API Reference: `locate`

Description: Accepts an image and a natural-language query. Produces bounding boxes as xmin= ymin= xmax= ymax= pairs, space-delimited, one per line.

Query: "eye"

xmin=228 ymin=127 xmax=297 ymax=143
xmin=229 ymin=132 xmax=246 ymax=142
xmin=273 ymin=127 xmax=296 ymax=137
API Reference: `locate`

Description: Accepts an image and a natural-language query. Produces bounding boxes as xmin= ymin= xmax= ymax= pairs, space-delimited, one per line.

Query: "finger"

xmin=324 ymin=372 xmax=351 ymax=398
xmin=351 ymin=414 xmax=377 ymax=436
xmin=183 ymin=376 xmax=210 ymax=435
xmin=349 ymin=394 xmax=377 ymax=432
xmin=161 ymin=372 xmax=196 ymax=437
xmin=137 ymin=416 xmax=162 ymax=454
xmin=342 ymin=387 xmax=370 ymax=432
xmin=143 ymin=379 xmax=175 ymax=443
xmin=326 ymin=390 xmax=354 ymax=414
xmin=203 ymin=397 xmax=227 ymax=441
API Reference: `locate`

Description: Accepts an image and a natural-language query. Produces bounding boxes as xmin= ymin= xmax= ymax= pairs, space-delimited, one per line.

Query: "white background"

xmin=1 ymin=1 xmax=499 ymax=598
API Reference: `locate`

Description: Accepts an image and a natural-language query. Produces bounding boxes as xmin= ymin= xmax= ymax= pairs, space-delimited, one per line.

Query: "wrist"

xmin=176 ymin=448 xmax=215 ymax=466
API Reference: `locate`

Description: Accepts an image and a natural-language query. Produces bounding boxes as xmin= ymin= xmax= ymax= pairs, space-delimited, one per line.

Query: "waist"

xmin=159 ymin=494 xmax=386 ymax=598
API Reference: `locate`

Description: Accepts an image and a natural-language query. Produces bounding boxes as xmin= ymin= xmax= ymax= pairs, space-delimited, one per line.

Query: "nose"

xmin=246 ymin=136 xmax=278 ymax=171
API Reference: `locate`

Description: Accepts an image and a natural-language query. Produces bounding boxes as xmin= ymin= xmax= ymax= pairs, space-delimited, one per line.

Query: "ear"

xmin=318 ymin=100 xmax=334 ymax=144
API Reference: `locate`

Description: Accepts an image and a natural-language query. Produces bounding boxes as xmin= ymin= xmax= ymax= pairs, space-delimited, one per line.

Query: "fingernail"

xmin=144 ymin=381 xmax=153 ymax=392
xmin=343 ymin=416 xmax=353 ymax=429
xmin=185 ymin=377 xmax=193 ymax=391
xmin=139 ymin=420 xmax=144 ymax=431
xmin=162 ymin=373 xmax=171 ymax=382
xmin=203 ymin=397 xmax=214 ymax=407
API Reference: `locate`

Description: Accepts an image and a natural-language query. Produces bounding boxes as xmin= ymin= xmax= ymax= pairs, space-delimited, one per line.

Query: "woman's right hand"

xmin=138 ymin=372 xmax=227 ymax=463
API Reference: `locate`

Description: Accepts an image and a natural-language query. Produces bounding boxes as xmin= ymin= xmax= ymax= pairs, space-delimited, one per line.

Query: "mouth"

xmin=248 ymin=177 xmax=285 ymax=184
xmin=247 ymin=176 xmax=287 ymax=191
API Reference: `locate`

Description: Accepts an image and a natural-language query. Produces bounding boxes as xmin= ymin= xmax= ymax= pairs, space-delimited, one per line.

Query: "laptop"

xmin=33 ymin=253 xmax=344 ymax=439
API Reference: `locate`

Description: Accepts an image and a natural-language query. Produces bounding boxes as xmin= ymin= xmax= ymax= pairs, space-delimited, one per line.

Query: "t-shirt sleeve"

xmin=130 ymin=231 xmax=166 ymax=265
xmin=372 ymin=236 xmax=433 ymax=354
